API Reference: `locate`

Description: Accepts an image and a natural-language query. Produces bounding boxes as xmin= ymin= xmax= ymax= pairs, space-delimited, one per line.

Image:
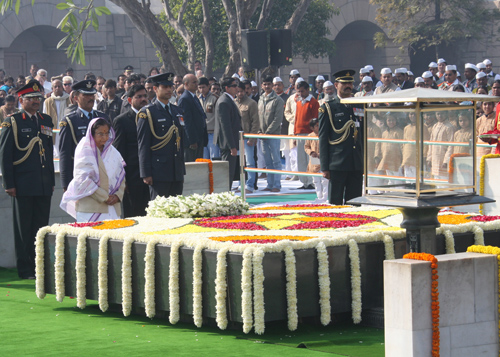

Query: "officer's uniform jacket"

xmin=136 ymin=99 xmax=185 ymax=182
xmin=318 ymin=95 xmax=364 ymax=172
xmin=59 ymin=108 xmax=109 ymax=188
xmin=0 ymin=109 xmax=55 ymax=196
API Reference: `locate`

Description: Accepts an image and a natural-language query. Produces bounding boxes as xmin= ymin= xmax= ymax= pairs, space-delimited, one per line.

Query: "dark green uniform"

xmin=318 ymin=96 xmax=363 ymax=204
xmin=0 ymin=110 xmax=54 ymax=278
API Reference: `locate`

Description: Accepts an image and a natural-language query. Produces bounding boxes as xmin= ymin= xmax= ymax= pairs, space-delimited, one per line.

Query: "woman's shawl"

xmin=60 ymin=118 xmax=126 ymax=219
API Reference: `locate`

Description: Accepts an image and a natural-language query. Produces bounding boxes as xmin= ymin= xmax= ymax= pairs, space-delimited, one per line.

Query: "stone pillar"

xmin=384 ymin=252 xmax=499 ymax=357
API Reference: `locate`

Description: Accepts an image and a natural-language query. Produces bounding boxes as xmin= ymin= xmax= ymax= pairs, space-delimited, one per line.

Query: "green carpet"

xmin=1 ymin=267 xmax=384 ymax=357
xmin=246 ymin=193 xmax=317 ymax=205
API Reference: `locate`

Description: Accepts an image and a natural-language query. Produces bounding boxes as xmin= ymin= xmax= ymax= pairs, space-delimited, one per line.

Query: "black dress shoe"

xmin=305 ymin=184 xmax=315 ymax=190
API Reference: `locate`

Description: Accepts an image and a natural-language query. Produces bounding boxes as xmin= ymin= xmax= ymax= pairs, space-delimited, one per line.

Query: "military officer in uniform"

xmin=0 ymin=80 xmax=55 ymax=279
xmin=318 ymin=70 xmax=364 ymax=205
xmin=137 ymin=73 xmax=185 ymax=199
xmin=59 ymin=79 xmax=109 ymax=189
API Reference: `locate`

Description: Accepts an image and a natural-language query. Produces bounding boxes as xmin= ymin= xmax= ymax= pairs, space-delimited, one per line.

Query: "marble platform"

xmin=384 ymin=252 xmax=499 ymax=357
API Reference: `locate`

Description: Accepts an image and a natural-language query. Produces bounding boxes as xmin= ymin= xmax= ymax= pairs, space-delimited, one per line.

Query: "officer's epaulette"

xmin=318 ymin=107 xmax=325 ymax=113
xmin=1 ymin=121 xmax=11 ymax=128
xmin=59 ymin=121 xmax=67 ymax=127
xmin=138 ymin=112 xmax=147 ymax=119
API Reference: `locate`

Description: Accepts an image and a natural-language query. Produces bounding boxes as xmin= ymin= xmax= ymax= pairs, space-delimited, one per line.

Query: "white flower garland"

xmin=76 ymin=232 xmax=88 ymax=309
xmin=316 ymin=242 xmax=331 ymax=326
xmin=35 ymin=226 xmax=51 ymax=300
xmin=241 ymin=246 xmax=254 ymax=334
xmin=192 ymin=242 xmax=206 ymax=328
xmin=215 ymin=246 xmax=230 ymax=330
xmin=98 ymin=234 xmax=111 ymax=312
xmin=283 ymin=244 xmax=298 ymax=331
xmin=121 ymin=236 xmax=135 ymax=316
xmin=252 ymin=247 xmax=266 ymax=335
xmin=473 ymin=226 xmax=485 ymax=246
xmin=144 ymin=238 xmax=159 ymax=318
xmin=169 ymin=241 xmax=182 ymax=324
xmin=348 ymin=239 xmax=362 ymax=324
xmin=444 ymin=229 xmax=456 ymax=254
xmin=383 ymin=234 xmax=395 ymax=260
xmin=54 ymin=231 xmax=66 ymax=303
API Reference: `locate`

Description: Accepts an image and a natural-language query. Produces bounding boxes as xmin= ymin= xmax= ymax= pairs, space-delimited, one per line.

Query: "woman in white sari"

xmin=60 ymin=118 xmax=126 ymax=222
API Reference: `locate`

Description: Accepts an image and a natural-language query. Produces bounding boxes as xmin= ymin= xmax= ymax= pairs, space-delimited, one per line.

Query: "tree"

xmin=1 ymin=0 xmax=336 ymax=76
xmin=371 ymin=0 xmax=500 ymax=58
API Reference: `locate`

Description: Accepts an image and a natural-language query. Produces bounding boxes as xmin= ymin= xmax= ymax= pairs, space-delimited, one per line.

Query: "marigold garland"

xmin=93 ymin=219 xmax=137 ymax=230
xmin=403 ymin=252 xmax=440 ymax=357
xmin=479 ymin=154 xmax=500 ymax=214
xmin=466 ymin=244 xmax=500 ymax=355
xmin=195 ymin=158 xmax=214 ymax=193
xmin=447 ymin=153 xmax=470 ymax=183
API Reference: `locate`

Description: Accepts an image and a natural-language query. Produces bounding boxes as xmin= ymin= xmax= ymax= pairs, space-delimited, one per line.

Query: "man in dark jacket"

xmin=112 ymin=84 xmax=150 ymax=217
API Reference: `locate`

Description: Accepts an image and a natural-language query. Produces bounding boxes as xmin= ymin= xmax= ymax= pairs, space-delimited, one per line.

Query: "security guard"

xmin=318 ymin=70 xmax=364 ymax=205
xmin=0 ymin=80 xmax=55 ymax=279
xmin=137 ymin=73 xmax=185 ymax=199
xmin=59 ymin=79 xmax=109 ymax=189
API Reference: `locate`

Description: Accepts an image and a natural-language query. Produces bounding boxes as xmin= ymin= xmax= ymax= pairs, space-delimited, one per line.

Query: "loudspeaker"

xmin=241 ymin=30 xmax=269 ymax=69
xmin=270 ymin=29 xmax=292 ymax=67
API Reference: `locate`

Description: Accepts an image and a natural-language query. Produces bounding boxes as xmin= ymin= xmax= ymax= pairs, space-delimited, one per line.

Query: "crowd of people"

xmin=1 ymin=59 xmax=499 ymax=278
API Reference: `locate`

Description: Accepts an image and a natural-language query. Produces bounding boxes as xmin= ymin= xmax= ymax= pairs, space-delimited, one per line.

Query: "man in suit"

xmin=59 ymin=79 xmax=109 ymax=189
xmin=0 ymin=80 xmax=55 ymax=279
xmin=97 ymin=79 xmax=122 ymax=123
xmin=395 ymin=68 xmax=414 ymax=90
xmin=177 ymin=74 xmax=207 ymax=162
xmin=214 ymin=77 xmax=242 ymax=190
xmin=319 ymin=70 xmax=364 ymax=205
xmin=137 ymin=73 xmax=185 ymax=199
xmin=112 ymin=84 xmax=150 ymax=217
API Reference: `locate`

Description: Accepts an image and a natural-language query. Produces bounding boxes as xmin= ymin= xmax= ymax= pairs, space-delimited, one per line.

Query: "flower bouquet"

xmin=146 ymin=192 xmax=250 ymax=218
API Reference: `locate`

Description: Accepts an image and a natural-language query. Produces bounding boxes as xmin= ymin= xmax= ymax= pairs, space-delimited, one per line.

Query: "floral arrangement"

xmin=34 ymin=204 xmax=500 ymax=335
xmin=466 ymin=244 xmax=500 ymax=351
xmin=195 ymin=158 xmax=214 ymax=193
xmin=404 ymin=253 xmax=440 ymax=357
xmin=146 ymin=192 xmax=249 ymax=218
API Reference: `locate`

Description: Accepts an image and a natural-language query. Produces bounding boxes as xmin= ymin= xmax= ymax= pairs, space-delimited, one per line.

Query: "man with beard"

xmin=0 ymin=80 xmax=54 ymax=279
xmin=43 ymin=78 xmax=71 ymax=157
xmin=112 ymin=85 xmax=150 ymax=217
xmin=59 ymin=79 xmax=109 ymax=190
xmin=319 ymin=70 xmax=364 ymax=205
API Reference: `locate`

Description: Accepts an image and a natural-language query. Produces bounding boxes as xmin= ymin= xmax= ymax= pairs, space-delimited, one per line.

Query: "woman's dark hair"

xmin=309 ymin=118 xmax=319 ymax=128
xmin=91 ymin=118 xmax=110 ymax=137
xmin=477 ymin=85 xmax=489 ymax=93
xmin=452 ymin=84 xmax=465 ymax=92
xmin=148 ymin=67 xmax=160 ymax=76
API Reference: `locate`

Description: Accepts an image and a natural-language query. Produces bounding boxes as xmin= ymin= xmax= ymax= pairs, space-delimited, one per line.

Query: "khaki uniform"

xmin=426 ymin=121 xmax=455 ymax=177
xmin=375 ymin=127 xmax=403 ymax=171
xmin=476 ymin=113 xmax=495 ymax=158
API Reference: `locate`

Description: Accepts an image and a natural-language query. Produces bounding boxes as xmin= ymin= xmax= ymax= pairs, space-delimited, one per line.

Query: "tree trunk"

xmin=110 ymin=0 xmax=187 ymax=75
xmin=221 ymin=0 xmax=241 ymax=76
xmin=200 ymin=0 xmax=214 ymax=77
xmin=285 ymin=0 xmax=313 ymax=34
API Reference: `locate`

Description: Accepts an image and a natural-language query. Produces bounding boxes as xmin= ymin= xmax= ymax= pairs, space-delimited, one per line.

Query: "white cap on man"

xmin=484 ymin=59 xmax=492 ymax=65
xmin=414 ymin=77 xmax=425 ymax=84
xmin=290 ymin=69 xmax=300 ymax=76
xmin=232 ymin=73 xmax=240 ymax=79
xmin=273 ymin=77 xmax=283 ymax=84
xmin=465 ymin=63 xmax=478 ymax=72
xmin=395 ymin=68 xmax=407 ymax=74
xmin=365 ymin=65 xmax=374 ymax=71
xmin=477 ymin=62 xmax=486 ymax=70
xmin=437 ymin=58 xmax=446 ymax=64
xmin=476 ymin=72 xmax=487 ymax=79
xmin=251 ymin=81 xmax=257 ymax=87
xmin=296 ymin=77 xmax=305 ymax=84
xmin=316 ymin=75 xmax=325 ymax=81
xmin=380 ymin=67 xmax=392 ymax=75
xmin=361 ymin=76 xmax=373 ymax=83
xmin=407 ymin=70 xmax=414 ymax=76
xmin=495 ymin=74 xmax=500 ymax=81
xmin=360 ymin=67 xmax=370 ymax=74
xmin=323 ymin=80 xmax=334 ymax=88
xmin=428 ymin=62 xmax=438 ymax=68
xmin=422 ymin=71 xmax=433 ymax=79
xmin=445 ymin=65 xmax=457 ymax=71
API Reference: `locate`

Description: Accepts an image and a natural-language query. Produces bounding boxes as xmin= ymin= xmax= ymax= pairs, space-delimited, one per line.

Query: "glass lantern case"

xmin=341 ymin=88 xmax=498 ymax=200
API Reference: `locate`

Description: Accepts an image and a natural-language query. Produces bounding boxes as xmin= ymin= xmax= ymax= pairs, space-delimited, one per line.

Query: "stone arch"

xmin=329 ymin=20 xmax=388 ymax=75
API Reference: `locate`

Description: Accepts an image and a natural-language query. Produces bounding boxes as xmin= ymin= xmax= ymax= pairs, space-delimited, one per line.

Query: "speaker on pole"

xmin=241 ymin=30 xmax=269 ymax=70
xmin=270 ymin=29 xmax=292 ymax=67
